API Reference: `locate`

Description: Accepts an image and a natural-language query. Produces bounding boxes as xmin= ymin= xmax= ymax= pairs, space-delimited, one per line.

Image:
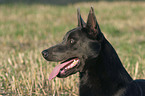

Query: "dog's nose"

xmin=42 ymin=50 xmax=48 ymax=57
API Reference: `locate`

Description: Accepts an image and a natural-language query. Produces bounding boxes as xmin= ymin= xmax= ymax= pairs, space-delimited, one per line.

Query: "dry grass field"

xmin=0 ymin=1 xmax=145 ymax=95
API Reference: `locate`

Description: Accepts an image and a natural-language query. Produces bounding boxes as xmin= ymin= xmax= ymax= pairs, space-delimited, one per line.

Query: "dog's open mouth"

xmin=49 ymin=58 xmax=80 ymax=80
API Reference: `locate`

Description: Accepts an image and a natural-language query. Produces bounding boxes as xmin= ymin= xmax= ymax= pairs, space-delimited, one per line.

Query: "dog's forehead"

xmin=64 ymin=27 xmax=81 ymax=39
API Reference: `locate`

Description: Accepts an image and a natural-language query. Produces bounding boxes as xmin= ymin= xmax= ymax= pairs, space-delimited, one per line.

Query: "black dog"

xmin=42 ymin=7 xmax=145 ymax=96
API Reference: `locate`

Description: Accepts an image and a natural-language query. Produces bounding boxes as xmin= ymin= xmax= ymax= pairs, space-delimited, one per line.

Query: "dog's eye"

xmin=70 ymin=39 xmax=75 ymax=44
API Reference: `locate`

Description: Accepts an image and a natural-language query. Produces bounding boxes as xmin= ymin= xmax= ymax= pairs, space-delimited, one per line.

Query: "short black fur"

xmin=42 ymin=7 xmax=145 ymax=96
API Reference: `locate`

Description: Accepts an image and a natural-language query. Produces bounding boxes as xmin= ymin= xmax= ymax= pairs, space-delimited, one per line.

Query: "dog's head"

xmin=42 ymin=7 xmax=104 ymax=80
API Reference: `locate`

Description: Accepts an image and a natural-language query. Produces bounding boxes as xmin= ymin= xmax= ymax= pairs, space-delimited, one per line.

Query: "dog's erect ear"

xmin=77 ymin=8 xmax=86 ymax=28
xmin=86 ymin=7 xmax=102 ymax=39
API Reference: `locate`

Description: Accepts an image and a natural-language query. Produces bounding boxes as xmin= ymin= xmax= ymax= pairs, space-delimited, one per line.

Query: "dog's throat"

xmin=49 ymin=58 xmax=79 ymax=80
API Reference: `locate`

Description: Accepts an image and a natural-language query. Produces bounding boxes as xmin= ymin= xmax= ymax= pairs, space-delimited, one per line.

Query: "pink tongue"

xmin=49 ymin=59 xmax=74 ymax=81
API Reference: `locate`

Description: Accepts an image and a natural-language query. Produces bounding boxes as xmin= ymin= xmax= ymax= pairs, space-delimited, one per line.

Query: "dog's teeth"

xmin=70 ymin=64 xmax=74 ymax=67
xmin=64 ymin=59 xmax=79 ymax=70
xmin=73 ymin=61 xmax=77 ymax=64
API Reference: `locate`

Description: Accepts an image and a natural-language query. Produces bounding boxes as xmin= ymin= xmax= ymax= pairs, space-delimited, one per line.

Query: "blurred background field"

xmin=0 ymin=1 xmax=145 ymax=95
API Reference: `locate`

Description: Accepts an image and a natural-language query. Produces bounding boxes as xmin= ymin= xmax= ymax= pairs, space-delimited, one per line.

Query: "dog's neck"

xmin=79 ymin=38 xmax=133 ymax=96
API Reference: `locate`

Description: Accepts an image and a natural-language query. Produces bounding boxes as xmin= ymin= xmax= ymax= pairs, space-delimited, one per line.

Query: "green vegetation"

xmin=0 ymin=2 xmax=145 ymax=95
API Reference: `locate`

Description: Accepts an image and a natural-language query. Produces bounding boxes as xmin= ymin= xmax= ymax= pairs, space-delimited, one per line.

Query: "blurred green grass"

xmin=0 ymin=2 xmax=145 ymax=95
